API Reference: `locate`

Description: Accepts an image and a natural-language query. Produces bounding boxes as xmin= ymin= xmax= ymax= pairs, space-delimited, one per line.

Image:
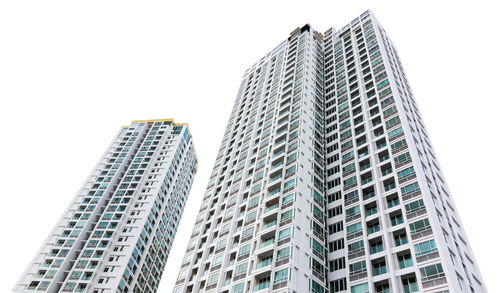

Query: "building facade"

xmin=15 ymin=119 xmax=198 ymax=293
xmin=173 ymin=11 xmax=485 ymax=293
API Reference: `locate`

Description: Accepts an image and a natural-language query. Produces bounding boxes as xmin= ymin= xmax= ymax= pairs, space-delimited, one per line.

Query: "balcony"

xmin=253 ymin=281 xmax=270 ymax=291
xmin=379 ymin=153 xmax=390 ymax=162
xmin=395 ymin=233 xmax=408 ymax=247
xmin=382 ymin=167 xmax=393 ymax=176
xmin=370 ymin=243 xmax=384 ymax=254
xmin=372 ymin=265 xmax=387 ymax=276
xmin=365 ymin=207 xmax=377 ymax=217
xmin=387 ymin=197 xmax=399 ymax=208
xmin=268 ymin=174 xmax=282 ymax=186
xmin=261 ymin=220 xmax=277 ymax=231
xmin=398 ymin=256 xmax=413 ymax=269
xmin=271 ymin=161 xmax=284 ymax=171
xmin=259 ymin=238 xmax=275 ymax=250
xmin=264 ymin=203 xmax=278 ymax=214
xmin=403 ymin=283 xmax=419 ymax=293
xmin=275 ymin=138 xmax=287 ymax=147
xmin=272 ymin=150 xmax=285 ymax=159
xmin=363 ymin=191 xmax=375 ymax=201
xmin=384 ymin=182 xmax=396 ymax=192
xmin=391 ymin=216 xmax=404 ymax=227
xmin=255 ymin=258 xmax=273 ymax=270
xmin=361 ymin=176 xmax=373 ymax=185
xmin=367 ymin=225 xmax=380 ymax=235
xmin=376 ymin=141 xmax=387 ymax=149
xmin=359 ymin=162 xmax=371 ymax=172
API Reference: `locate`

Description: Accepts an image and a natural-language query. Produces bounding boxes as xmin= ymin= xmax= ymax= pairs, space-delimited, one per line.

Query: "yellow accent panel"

xmin=121 ymin=125 xmax=129 ymax=128
xmin=131 ymin=118 xmax=174 ymax=123
xmin=127 ymin=119 xmax=193 ymax=139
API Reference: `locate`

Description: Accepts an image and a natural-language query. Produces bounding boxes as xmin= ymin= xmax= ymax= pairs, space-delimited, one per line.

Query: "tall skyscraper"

xmin=174 ymin=11 xmax=485 ymax=293
xmin=15 ymin=119 xmax=198 ymax=293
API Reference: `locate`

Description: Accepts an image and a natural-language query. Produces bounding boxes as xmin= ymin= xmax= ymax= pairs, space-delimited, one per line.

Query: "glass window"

xmin=414 ymin=239 xmax=437 ymax=257
xmin=401 ymin=182 xmax=419 ymax=196
xmin=234 ymin=262 xmax=248 ymax=276
xmin=312 ymin=239 xmax=324 ymax=256
xmin=409 ymin=218 xmax=431 ymax=234
xmin=276 ymin=246 xmax=291 ymax=261
xmin=242 ymin=227 xmax=254 ymax=238
xmin=348 ymin=240 xmax=364 ymax=253
xmin=397 ymin=166 xmax=415 ymax=180
xmin=231 ymin=283 xmax=244 ymax=293
xmin=207 ymin=272 xmax=219 ymax=285
xmin=349 ymin=261 xmax=367 ymax=275
xmin=282 ymin=193 xmax=294 ymax=205
xmin=274 ymin=268 xmax=288 ymax=283
xmin=212 ymin=254 xmax=223 ymax=266
xmin=346 ymin=222 xmax=362 ymax=235
xmin=420 ymin=263 xmax=445 ymax=281
xmin=281 ymin=209 xmax=293 ymax=222
xmin=278 ymin=227 xmax=293 ymax=240
xmin=346 ymin=205 xmax=361 ymax=217
xmin=405 ymin=199 xmax=425 ymax=213
xmin=238 ymin=244 xmax=251 ymax=256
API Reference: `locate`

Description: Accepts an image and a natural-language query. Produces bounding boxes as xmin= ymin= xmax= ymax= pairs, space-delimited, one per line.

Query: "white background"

xmin=1 ymin=1 xmax=498 ymax=292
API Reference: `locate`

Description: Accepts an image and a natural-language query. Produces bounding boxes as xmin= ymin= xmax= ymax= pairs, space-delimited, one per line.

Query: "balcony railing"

xmin=264 ymin=204 xmax=278 ymax=213
xmin=256 ymin=258 xmax=273 ymax=269
xmin=253 ymin=282 xmax=270 ymax=291
xmin=372 ymin=266 xmax=387 ymax=276
xmin=259 ymin=238 xmax=275 ymax=249
xmin=367 ymin=225 xmax=380 ymax=234
xmin=262 ymin=220 xmax=277 ymax=230
xmin=370 ymin=244 xmax=383 ymax=254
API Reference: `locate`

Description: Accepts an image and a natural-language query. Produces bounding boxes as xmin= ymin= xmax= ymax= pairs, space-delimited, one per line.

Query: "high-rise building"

xmin=173 ymin=11 xmax=486 ymax=293
xmin=15 ymin=119 xmax=198 ymax=293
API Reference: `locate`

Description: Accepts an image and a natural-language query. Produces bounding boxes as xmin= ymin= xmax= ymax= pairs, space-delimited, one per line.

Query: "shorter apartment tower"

xmin=14 ymin=119 xmax=198 ymax=293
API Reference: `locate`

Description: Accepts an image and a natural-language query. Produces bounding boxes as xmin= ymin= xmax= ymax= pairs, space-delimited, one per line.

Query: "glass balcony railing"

xmin=262 ymin=220 xmax=277 ymax=230
xmin=370 ymin=244 xmax=384 ymax=254
xmin=399 ymin=258 xmax=413 ymax=269
xmin=403 ymin=284 xmax=419 ymax=293
xmin=395 ymin=236 xmax=408 ymax=247
xmin=267 ymin=189 xmax=280 ymax=198
xmin=384 ymin=183 xmax=396 ymax=191
xmin=259 ymin=238 xmax=274 ymax=249
xmin=391 ymin=217 xmax=404 ymax=226
xmin=361 ymin=177 xmax=373 ymax=185
xmin=360 ymin=163 xmax=371 ymax=171
xmin=387 ymin=199 xmax=400 ymax=208
xmin=253 ymin=282 xmax=270 ymax=291
xmin=382 ymin=168 xmax=393 ymax=176
xmin=271 ymin=162 xmax=283 ymax=170
xmin=264 ymin=204 xmax=278 ymax=213
xmin=379 ymin=154 xmax=390 ymax=162
xmin=278 ymin=119 xmax=288 ymax=126
xmin=275 ymin=139 xmax=286 ymax=146
xmin=365 ymin=208 xmax=377 ymax=217
xmin=256 ymin=258 xmax=273 ymax=269
xmin=363 ymin=191 xmax=375 ymax=200
xmin=276 ymin=129 xmax=287 ymax=136
xmin=372 ymin=266 xmax=387 ymax=276
xmin=367 ymin=225 xmax=380 ymax=234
